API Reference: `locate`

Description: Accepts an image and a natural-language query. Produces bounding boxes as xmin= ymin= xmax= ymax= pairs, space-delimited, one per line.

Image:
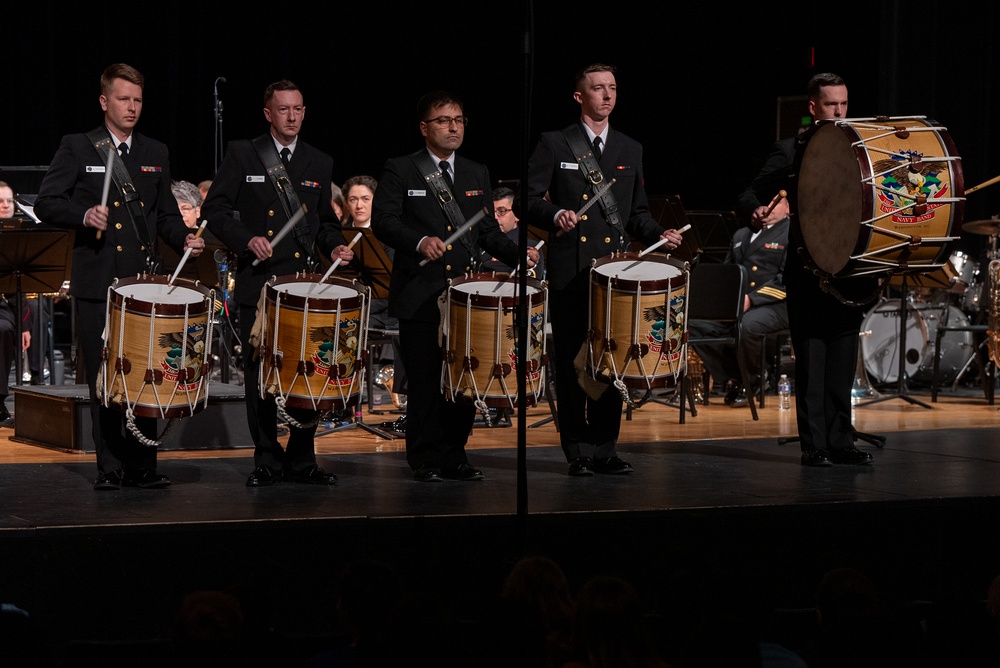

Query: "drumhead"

xmin=451 ymin=280 xmax=540 ymax=298
xmin=112 ymin=281 xmax=206 ymax=305
xmin=274 ymin=279 xmax=358 ymax=299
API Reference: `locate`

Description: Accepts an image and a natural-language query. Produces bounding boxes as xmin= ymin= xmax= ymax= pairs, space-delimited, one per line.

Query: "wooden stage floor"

xmin=1 ymin=378 xmax=999 ymax=665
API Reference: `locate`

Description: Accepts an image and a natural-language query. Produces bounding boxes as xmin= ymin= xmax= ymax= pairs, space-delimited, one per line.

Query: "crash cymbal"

xmin=963 ymin=219 xmax=1000 ymax=236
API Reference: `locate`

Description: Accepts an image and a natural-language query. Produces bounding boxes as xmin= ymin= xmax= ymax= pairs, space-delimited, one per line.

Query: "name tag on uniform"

xmin=86 ymin=166 xmax=106 ymax=173
xmin=560 ymin=162 xmax=579 ymax=170
xmin=407 ymin=189 xmax=427 ymax=197
xmin=246 ymin=175 xmax=265 ymax=183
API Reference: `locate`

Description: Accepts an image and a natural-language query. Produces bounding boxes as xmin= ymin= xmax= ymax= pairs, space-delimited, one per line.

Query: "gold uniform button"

xmin=267 ymin=230 xmax=274 ymax=237
xmin=750 ymin=281 xmax=756 ymax=288
xmin=113 ymin=201 xmax=121 ymax=208
xmin=294 ymin=252 xmax=301 ymax=259
xmin=583 ymin=194 xmax=590 ymax=201
xmin=752 ymin=265 xmax=758 ymax=271
xmin=581 ymin=214 xmax=588 ymax=221
xmin=116 ymin=245 xmax=123 ymax=252
xmin=115 ymin=223 xmax=122 ymax=230
xmin=268 ymin=210 xmax=275 ymax=217
xmin=445 ymin=264 xmax=452 ymax=271
xmin=447 ymin=225 xmax=453 ymax=232
xmin=447 ymin=244 xmax=453 ymax=251
xmin=604 ymin=237 xmax=611 ymax=244
xmin=580 ymin=236 xmax=588 ymax=243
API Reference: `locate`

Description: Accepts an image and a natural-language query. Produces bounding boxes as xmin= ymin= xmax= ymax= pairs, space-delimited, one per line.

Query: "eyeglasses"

xmin=422 ymin=115 xmax=469 ymax=127
xmin=494 ymin=207 xmax=513 ymax=217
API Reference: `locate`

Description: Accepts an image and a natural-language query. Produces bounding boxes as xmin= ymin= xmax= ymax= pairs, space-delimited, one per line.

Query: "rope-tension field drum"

xmin=587 ymin=252 xmax=690 ymax=397
xmin=100 ymin=275 xmax=215 ymax=422
xmin=795 ymin=116 xmax=965 ymax=279
xmin=259 ymin=273 xmax=369 ymax=414
xmin=441 ymin=273 xmax=548 ymax=417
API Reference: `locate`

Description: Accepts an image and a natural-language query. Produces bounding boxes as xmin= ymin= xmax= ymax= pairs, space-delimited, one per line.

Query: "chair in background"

xmin=758 ymin=327 xmax=792 ymax=408
xmin=681 ymin=262 xmax=759 ymax=422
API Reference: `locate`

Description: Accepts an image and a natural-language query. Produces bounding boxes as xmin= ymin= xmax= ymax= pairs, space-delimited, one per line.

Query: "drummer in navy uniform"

xmin=34 ymin=63 xmax=205 ymax=490
xmin=202 ymin=79 xmax=354 ymax=487
xmin=524 ymin=63 xmax=682 ymax=477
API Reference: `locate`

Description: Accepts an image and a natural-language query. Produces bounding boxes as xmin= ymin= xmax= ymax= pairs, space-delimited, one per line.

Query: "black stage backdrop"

xmin=3 ymin=2 xmax=998 ymax=250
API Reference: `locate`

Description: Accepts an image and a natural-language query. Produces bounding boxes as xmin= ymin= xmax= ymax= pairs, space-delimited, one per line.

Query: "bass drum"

xmin=860 ymin=298 xmax=973 ymax=385
xmin=795 ymin=116 xmax=964 ymax=278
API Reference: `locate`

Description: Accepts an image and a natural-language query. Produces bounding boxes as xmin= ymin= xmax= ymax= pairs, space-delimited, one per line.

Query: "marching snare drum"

xmin=442 ymin=273 xmax=548 ymax=410
xmin=259 ymin=273 xmax=368 ymax=412
xmin=101 ymin=275 xmax=215 ymax=419
xmin=587 ymin=252 xmax=690 ymax=390
xmin=795 ymin=116 xmax=964 ymax=278
xmin=860 ymin=298 xmax=973 ymax=385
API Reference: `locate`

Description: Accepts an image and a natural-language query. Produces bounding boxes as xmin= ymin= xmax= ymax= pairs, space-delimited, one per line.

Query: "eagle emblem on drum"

xmin=643 ymin=299 xmax=684 ymax=357
xmin=874 ymin=151 xmax=950 ymax=222
xmin=158 ymin=323 xmax=208 ymax=386
xmin=503 ymin=310 xmax=546 ymax=374
xmin=311 ymin=318 xmax=362 ymax=381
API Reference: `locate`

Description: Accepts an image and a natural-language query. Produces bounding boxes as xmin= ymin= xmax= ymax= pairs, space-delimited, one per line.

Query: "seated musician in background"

xmin=1 ymin=181 xmax=34 ymax=426
xmin=160 ymin=180 xmax=221 ymax=285
xmin=341 ymin=174 xmax=407 ymax=427
xmin=202 ymin=78 xmax=353 ymax=487
xmin=688 ymin=196 xmax=789 ymax=407
xmin=480 ymin=186 xmax=546 ymax=279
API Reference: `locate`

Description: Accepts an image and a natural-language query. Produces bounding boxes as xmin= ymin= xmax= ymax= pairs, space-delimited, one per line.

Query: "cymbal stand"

xmin=857 ymin=273 xmax=932 ymax=409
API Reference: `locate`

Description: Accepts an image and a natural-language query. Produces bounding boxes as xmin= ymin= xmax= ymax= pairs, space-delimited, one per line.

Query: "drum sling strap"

xmin=562 ymin=124 xmax=626 ymax=249
xmin=411 ymin=151 xmax=478 ymax=262
xmin=252 ymin=136 xmax=314 ymax=259
xmin=86 ymin=129 xmax=159 ymax=269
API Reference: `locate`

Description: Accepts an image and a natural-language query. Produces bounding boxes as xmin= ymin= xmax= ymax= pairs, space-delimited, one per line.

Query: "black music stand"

xmin=0 ymin=222 xmax=72 ymax=387
xmin=685 ymin=210 xmax=741 ymax=264
xmin=857 ymin=273 xmax=932 ymax=409
xmin=649 ymin=194 xmax=701 ymax=266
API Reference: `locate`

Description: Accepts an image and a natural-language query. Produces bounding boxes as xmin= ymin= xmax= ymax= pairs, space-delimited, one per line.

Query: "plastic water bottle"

xmin=778 ymin=374 xmax=791 ymax=411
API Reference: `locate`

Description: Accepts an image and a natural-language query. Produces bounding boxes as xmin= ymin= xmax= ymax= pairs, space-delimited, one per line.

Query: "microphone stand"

xmin=213 ymin=77 xmax=226 ymax=176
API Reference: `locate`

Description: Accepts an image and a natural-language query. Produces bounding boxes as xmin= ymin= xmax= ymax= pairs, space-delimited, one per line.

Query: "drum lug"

xmin=463 ymin=356 xmax=479 ymax=372
xmin=117 ymin=357 xmax=131 ymax=375
xmin=628 ymin=343 xmax=648 ymax=358
xmin=605 ymin=338 xmax=617 ymax=352
xmin=491 ymin=363 xmax=511 ymax=378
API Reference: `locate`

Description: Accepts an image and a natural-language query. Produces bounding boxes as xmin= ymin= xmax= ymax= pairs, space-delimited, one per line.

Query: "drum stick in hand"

xmin=168 ymin=219 xmax=208 ymax=287
xmin=763 ymin=189 xmax=787 ymax=217
xmin=418 ymin=207 xmax=489 ymax=266
xmin=508 ymin=239 xmax=546 ymax=277
xmin=96 ymin=147 xmax=115 ymax=240
xmin=251 ymin=204 xmax=308 ymax=266
xmin=639 ymin=224 xmax=690 ymax=257
xmin=316 ymin=231 xmax=363 ymax=291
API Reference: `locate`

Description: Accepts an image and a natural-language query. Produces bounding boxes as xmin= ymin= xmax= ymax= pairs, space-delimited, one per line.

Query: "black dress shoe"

xmin=414 ymin=465 xmax=443 ymax=483
xmin=246 ymin=464 xmax=282 ymax=487
xmin=568 ymin=457 xmax=595 ymax=477
xmin=122 ymin=468 xmax=171 ymax=489
xmin=726 ymin=387 xmax=748 ymax=408
xmin=828 ymin=446 xmax=874 ymax=465
xmin=285 ymin=464 xmax=338 ymax=484
xmin=592 ymin=456 xmax=634 ymax=475
xmin=441 ymin=462 xmax=484 ymax=481
xmin=93 ymin=469 xmax=124 ymax=491
xmin=801 ymin=449 xmax=833 ymax=467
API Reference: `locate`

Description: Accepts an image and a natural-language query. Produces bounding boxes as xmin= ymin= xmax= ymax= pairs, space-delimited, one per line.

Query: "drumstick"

xmin=507 ymin=239 xmax=546 ymax=277
xmin=418 ymin=206 xmax=489 ymax=266
xmin=966 ymin=174 xmax=1000 ymax=195
xmin=251 ymin=204 xmax=308 ymax=266
xmin=555 ymin=178 xmax=617 ymax=238
xmin=763 ymin=189 xmax=788 ymax=217
xmin=639 ymin=224 xmax=690 ymax=257
xmin=168 ymin=220 xmax=208 ymax=286
xmin=315 ymin=231 xmax=363 ymax=292
xmin=96 ymin=146 xmax=115 ymax=240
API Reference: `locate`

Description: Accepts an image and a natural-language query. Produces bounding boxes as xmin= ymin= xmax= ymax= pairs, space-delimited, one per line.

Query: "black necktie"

xmin=440 ymin=160 xmax=453 ymax=188
xmin=280 ymin=147 xmax=291 ymax=166
xmin=592 ymin=136 xmax=603 ymax=161
xmin=118 ymin=142 xmax=129 ymax=158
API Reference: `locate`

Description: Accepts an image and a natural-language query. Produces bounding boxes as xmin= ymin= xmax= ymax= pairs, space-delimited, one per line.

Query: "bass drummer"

xmin=34 ymin=63 xmax=205 ymax=490
xmin=525 ymin=63 xmax=683 ymax=478
xmin=742 ymin=72 xmax=878 ymax=467
xmin=203 ymin=79 xmax=353 ymax=487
